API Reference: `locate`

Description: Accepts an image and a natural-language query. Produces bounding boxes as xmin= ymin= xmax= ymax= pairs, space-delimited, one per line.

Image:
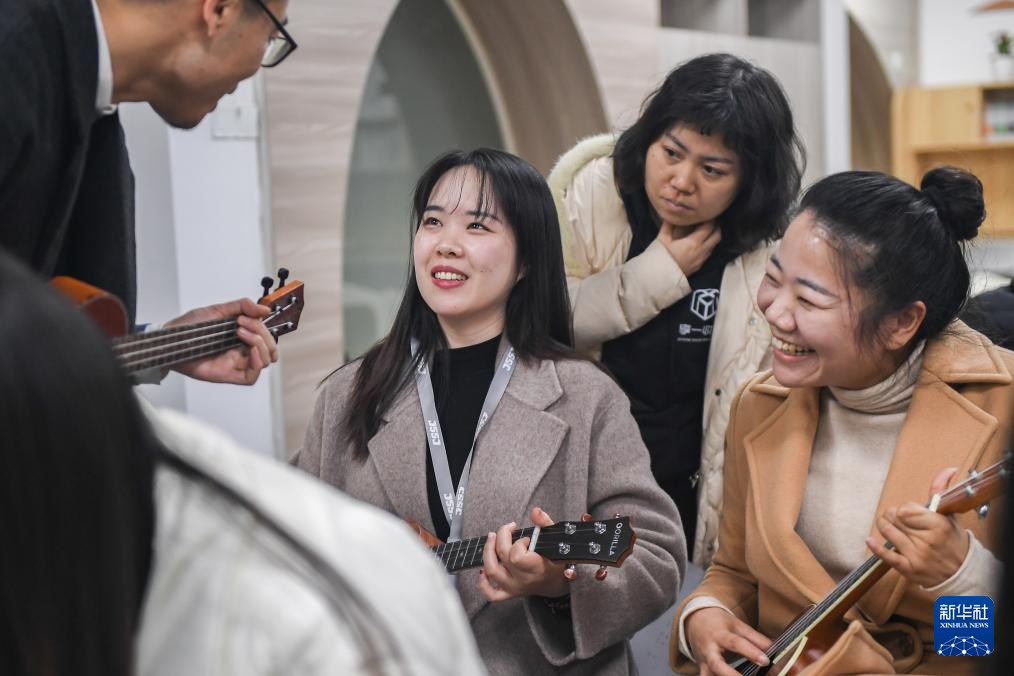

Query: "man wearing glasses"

xmin=0 ymin=0 xmax=296 ymax=386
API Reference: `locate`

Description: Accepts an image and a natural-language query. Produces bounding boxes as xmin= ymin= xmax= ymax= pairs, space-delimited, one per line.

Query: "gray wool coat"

xmin=293 ymin=354 xmax=688 ymax=675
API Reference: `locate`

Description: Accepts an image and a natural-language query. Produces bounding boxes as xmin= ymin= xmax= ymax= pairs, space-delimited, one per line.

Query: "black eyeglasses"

xmin=249 ymin=0 xmax=297 ymax=67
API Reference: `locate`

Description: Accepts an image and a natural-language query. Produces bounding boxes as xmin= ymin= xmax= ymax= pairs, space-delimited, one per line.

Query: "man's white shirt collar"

xmin=90 ymin=0 xmax=117 ymax=116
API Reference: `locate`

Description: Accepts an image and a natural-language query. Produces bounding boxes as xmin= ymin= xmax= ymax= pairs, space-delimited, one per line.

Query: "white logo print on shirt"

xmin=690 ymin=288 xmax=719 ymax=321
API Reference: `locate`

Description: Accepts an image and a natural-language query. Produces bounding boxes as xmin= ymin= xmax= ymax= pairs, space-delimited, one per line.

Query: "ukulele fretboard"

xmin=111 ymin=319 xmax=244 ymax=374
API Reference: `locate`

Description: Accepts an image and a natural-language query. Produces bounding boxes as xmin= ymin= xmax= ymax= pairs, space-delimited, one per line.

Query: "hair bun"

xmin=919 ymin=166 xmax=985 ymax=241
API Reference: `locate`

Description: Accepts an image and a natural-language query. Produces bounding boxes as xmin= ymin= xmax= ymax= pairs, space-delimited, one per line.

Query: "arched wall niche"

xmin=848 ymin=14 xmax=892 ymax=173
xmin=449 ymin=0 xmax=608 ymax=173
xmin=262 ymin=1 xmax=607 ymax=453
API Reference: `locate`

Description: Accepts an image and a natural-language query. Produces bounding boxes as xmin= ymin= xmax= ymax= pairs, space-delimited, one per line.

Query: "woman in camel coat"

xmin=672 ymin=167 xmax=1006 ymax=675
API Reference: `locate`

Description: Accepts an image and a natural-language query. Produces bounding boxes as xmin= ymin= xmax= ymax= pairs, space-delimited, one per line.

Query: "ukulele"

xmin=407 ymin=514 xmax=637 ymax=580
xmin=732 ymin=456 xmax=1009 ymax=675
xmin=52 ymin=270 xmax=304 ymax=375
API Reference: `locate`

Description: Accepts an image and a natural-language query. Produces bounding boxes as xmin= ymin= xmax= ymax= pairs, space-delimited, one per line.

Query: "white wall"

xmin=656 ymin=0 xmax=850 ymax=181
xmin=122 ymin=77 xmax=279 ymax=456
xmin=920 ymin=0 xmax=1014 ymax=86
xmin=657 ymin=31 xmax=827 ymax=186
xmin=119 ymin=102 xmax=187 ymax=412
xmin=845 ymin=0 xmax=919 ymax=87
xmin=821 ymin=0 xmax=851 ymax=175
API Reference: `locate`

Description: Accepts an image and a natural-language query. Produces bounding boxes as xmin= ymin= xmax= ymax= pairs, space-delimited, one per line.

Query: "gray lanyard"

xmin=411 ymin=336 xmax=516 ymax=542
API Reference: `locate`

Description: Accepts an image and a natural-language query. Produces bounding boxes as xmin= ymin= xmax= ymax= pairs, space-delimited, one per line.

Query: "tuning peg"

xmin=259 ymin=276 xmax=273 ymax=300
xmin=978 ymin=503 xmax=990 ymax=519
xmin=563 ymin=564 xmax=578 ymax=581
xmin=580 ymin=513 xmax=593 ymax=522
xmin=595 ymin=566 xmax=609 ymax=581
xmin=613 ymin=513 xmax=621 ymax=518
xmin=276 ymin=267 xmax=289 ymax=290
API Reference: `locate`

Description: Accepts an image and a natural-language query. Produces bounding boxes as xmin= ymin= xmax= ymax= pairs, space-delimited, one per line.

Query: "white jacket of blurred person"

xmin=136 ymin=406 xmax=486 ymax=676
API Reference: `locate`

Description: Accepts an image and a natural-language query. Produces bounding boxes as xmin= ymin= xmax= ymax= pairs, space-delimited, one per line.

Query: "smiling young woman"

xmin=671 ymin=166 xmax=1010 ymax=676
xmin=293 ymin=148 xmax=687 ymax=676
xmin=547 ymin=53 xmax=805 ymax=566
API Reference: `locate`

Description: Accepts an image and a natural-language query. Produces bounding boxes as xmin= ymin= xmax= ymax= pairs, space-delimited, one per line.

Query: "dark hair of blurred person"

xmin=0 ymin=248 xmax=156 ymax=676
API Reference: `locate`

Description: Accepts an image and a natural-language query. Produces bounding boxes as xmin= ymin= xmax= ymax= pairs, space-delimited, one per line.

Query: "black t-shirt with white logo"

xmin=601 ymin=237 xmax=735 ymax=555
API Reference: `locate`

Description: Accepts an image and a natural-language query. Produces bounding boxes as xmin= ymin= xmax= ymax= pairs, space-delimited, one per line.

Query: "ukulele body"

xmin=405 ymin=518 xmax=444 ymax=548
xmin=51 ymin=276 xmax=128 ymax=337
xmin=765 ymin=611 xmax=849 ymax=675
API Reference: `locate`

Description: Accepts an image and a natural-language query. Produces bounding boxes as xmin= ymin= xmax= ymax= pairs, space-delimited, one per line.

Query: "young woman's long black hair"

xmin=343 ymin=148 xmax=576 ymax=460
xmin=613 ymin=52 xmax=805 ymax=254
xmin=0 ymin=251 xmax=399 ymax=676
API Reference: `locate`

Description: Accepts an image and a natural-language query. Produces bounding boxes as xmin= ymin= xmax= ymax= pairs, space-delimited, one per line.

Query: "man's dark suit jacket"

xmin=0 ymin=0 xmax=137 ymax=324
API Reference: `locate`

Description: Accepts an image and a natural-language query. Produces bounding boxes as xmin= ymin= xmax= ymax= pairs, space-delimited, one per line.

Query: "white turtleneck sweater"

xmin=795 ymin=342 xmax=926 ymax=581
xmin=678 ymin=343 xmax=1001 ymax=661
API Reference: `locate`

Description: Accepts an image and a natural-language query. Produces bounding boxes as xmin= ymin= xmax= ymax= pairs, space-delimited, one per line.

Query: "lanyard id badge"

xmin=411 ymin=336 xmax=516 ymax=542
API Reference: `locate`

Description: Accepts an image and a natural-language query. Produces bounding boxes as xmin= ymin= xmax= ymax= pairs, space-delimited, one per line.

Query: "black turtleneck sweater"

xmin=425 ymin=334 xmax=500 ymax=541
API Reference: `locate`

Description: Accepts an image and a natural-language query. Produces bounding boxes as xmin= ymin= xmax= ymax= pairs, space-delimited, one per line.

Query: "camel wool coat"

xmin=294 ymin=355 xmax=688 ymax=675
xmin=671 ymin=324 xmax=1010 ymax=674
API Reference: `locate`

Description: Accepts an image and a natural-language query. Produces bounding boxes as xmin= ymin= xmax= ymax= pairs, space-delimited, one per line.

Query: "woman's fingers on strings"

xmin=481 ymin=533 xmax=517 ymax=597
xmin=718 ymin=627 xmax=769 ymax=667
xmin=739 ymin=623 xmax=773 ymax=653
xmin=895 ymin=502 xmax=944 ymax=530
xmin=867 ymin=529 xmax=913 ymax=575
xmin=482 ymin=532 xmax=505 ymax=578
xmin=704 ymin=648 xmax=745 ymax=676
xmin=877 ymin=514 xmax=914 ymax=552
xmin=531 ymin=506 xmax=554 ymax=527
xmin=928 ymin=466 xmax=959 ymax=499
xmin=508 ymin=538 xmax=534 ymax=568
xmin=478 ymin=569 xmax=511 ymax=602
xmin=494 ymin=522 xmax=516 ymax=563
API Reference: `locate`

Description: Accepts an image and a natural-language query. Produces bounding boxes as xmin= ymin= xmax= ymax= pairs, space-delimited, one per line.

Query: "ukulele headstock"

xmin=936 ymin=455 xmax=1010 ymax=516
xmin=530 ymin=516 xmax=636 ymax=568
xmin=258 ymin=269 xmax=304 ymax=340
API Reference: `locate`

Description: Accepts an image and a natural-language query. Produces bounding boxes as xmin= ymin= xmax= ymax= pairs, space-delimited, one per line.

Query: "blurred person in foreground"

xmin=0 ymin=249 xmax=485 ymax=676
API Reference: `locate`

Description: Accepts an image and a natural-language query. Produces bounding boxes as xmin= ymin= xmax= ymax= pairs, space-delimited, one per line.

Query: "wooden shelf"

xmin=911 ymin=138 xmax=1014 ymax=153
xmin=893 ymin=84 xmax=1014 ymax=238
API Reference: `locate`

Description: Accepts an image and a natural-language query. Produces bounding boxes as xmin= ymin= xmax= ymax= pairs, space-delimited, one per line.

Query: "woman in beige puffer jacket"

xmin=548 ymin=53 xmax=805 ymax=566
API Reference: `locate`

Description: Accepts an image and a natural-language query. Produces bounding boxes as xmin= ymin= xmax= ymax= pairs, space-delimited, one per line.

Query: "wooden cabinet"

xmin=892 ymin=84 xmax=1014 ymax=237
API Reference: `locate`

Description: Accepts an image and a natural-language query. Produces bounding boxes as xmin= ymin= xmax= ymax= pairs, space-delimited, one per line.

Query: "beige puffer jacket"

xmin=548 ymin=134 xmax=773 ymax=566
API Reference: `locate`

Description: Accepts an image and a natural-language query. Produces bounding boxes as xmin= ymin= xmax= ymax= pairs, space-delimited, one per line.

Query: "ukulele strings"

xmin=111 ymin=318 xmax=237 ymax=346
xmin=115 ymin=323 xmax=241 ymax=369
xmin=110 ymin=298 xmax=294 ymax=352
xmin=110 ymin=302 xmax=295 ymax=371
xmin=120 ymin=337 xmax=244 ymax=371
